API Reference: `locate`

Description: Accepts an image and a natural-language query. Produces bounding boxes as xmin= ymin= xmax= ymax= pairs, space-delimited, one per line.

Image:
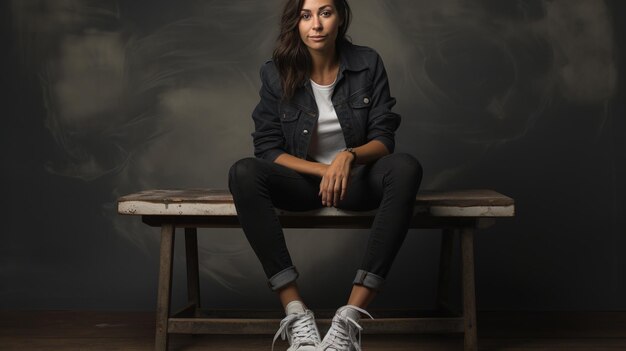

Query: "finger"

xmin=323 ymin=177 xmax=332 ymax=206
xmin=326 ymin=177 xmax=335 ymax=207
xmin=333 ymin=177 xmax=342 ymax=206
xmin=340 ymin=176 xmax=348 ymax=201
xmin=319 ymin=177 xmax=327 ymax=205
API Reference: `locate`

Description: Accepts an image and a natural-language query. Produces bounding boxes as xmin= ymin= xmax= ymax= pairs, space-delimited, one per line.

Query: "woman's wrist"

xmin=317 ymin=163 xmax=329 ymax=177
xmin=342 ymin=148 xmax=357 ymax=164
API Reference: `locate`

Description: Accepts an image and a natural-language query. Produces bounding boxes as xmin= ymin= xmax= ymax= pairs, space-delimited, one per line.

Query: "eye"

xmin=301 ymin=12 xmax=311 ymax=20
xmin=320 ymin=10 xmax=332 ymax=17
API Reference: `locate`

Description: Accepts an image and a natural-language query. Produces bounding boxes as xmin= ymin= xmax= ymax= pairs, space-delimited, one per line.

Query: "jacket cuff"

xmin=261 ymin=149 xmax=286 ymax=162
xmin=371 ymin=135 xmax=395 ymax=154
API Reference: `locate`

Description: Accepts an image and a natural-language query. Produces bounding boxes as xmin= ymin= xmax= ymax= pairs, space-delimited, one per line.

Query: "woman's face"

xmin=298 ymin=0 xmax=341 ymax=55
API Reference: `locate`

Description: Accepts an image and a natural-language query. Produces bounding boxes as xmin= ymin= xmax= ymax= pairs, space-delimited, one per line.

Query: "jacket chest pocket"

xmin=348 ymin=86 xmax=373 ymax=134
xmin=279 ymin=105 xmax=302 ymax=149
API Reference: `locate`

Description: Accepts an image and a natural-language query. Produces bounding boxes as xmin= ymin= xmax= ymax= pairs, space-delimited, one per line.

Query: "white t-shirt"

xmin=308 ymin=78 xmax=346 ymax=164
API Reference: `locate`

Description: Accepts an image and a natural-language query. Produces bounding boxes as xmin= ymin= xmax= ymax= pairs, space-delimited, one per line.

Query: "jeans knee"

xmin=386 ymin=153 xmax=423 ymax=188
xmin=228 ymin=157 xmax=262 ymax=195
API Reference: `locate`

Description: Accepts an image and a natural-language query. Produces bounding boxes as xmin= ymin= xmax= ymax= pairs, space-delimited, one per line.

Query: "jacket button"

xmin=363 ymin=97 xmax=370 ymax=104
xmin=303 ymin=129 xmax=309 ymax=135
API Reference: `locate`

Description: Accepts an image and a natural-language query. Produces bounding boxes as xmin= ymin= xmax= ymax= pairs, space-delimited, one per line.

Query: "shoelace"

xmin=272 ymin=310 xmax=320 ymax=351
xmin=319 ymin=306 xmax=374 ymax=351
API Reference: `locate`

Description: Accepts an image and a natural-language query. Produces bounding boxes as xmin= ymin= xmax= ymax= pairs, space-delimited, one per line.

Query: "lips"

xmin=309 ymin=35 xmax=327 ymax=41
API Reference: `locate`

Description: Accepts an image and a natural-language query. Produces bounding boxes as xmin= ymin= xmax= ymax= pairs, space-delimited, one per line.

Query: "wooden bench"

xmin=117 ymin=189 xmax=514 ymax=351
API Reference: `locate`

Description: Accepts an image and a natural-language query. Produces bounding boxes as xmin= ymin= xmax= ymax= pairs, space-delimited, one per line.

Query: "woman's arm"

xmin=251 ymin=62 xmax=288 ymax=162
xmin=274 ymin=153 xmax=328 ymax=177
xmin=349 ymin=139 xmax=389 ymax=165
xmin=366 ymin=52 xmax=401 ymax=155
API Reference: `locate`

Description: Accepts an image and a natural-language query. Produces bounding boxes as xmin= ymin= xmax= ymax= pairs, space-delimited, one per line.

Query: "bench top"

xmin=117 ymin=189 xmax=514 ymax=218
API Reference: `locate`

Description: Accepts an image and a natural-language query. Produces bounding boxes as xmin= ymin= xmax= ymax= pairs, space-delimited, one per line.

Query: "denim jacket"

xmin=251 ymin=41 xmax=400 ymax=162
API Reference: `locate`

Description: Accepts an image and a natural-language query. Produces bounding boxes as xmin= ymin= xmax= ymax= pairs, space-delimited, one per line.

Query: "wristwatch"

xmin=343 ymin=147 xmax=357 ymax=164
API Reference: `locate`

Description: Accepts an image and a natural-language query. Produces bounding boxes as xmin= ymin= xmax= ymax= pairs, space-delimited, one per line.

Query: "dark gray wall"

xmin=2 ymin=0 xmax=624 ymax=311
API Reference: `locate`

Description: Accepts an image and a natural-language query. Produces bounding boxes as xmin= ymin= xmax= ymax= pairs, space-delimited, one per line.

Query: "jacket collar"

xmin=337 ymin=40 xmax=368 ymax=73
xmin=301 ymin=40 xmax=367 ymax=88
xmin=294 ymin=41 xmax=367 ymax=113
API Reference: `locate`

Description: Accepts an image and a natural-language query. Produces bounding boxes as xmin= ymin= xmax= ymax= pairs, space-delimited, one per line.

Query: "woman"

xmin=228 ymin=0 xmax=422 ymax=350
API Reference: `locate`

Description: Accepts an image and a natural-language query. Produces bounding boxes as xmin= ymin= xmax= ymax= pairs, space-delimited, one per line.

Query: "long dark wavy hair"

xmin=273 ymin=0 xmax=352 ymax=100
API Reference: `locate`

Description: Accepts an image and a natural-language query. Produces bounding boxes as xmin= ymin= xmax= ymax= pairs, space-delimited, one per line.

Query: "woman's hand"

xmin=319 ymin=151 xmax=355 ymax=207
xmin=275 ymin=141 xmax=387 ymax=207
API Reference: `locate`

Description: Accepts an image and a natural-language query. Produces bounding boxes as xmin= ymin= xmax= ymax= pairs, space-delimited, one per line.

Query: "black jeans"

xmin=228 ymin=153 xmax=422 ymax=292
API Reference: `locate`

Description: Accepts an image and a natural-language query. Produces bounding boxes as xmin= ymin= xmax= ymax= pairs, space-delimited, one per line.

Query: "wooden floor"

xmin=1 ymin=311 xmax=625 ymax=350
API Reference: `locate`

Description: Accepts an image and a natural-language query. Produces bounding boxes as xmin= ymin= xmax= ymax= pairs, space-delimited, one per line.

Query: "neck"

xmin=308 ymin=45 xmax=339 ymax=84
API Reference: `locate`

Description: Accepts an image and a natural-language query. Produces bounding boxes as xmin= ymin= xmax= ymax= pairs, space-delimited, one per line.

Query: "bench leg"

xmin=185 ymin=228 xmax=201 ymax=315
xmin=437 ymin=228 xmax=456 ymax=313
xmin=461 ymin=228 xmax=478 ymax=351
xmin=156 ymin=224 xmax=175 ymax=351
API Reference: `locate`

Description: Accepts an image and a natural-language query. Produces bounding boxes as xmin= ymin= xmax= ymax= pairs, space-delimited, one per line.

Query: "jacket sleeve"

xmin=251 ymin=63 xmax=287 ymax=162
xmin=366 ymin=53 xmax=401 ymax=153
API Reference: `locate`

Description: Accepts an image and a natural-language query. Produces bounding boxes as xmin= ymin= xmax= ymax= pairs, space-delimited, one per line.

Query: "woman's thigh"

xmin=254 ymin=158 xmax=324 ymax=211
xmin=337 ymin=153 xmax=422 ymax=211
xmin=336 ymin=163 xmax=383 ymax=211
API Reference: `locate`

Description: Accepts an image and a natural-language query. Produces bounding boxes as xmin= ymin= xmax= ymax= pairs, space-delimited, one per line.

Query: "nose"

xmin=312 ymin=15 xmax=322 ymax=30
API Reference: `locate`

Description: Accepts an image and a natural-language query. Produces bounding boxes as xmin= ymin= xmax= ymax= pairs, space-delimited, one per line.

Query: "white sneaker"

xmin=318 ymin=305 xmax=374 ymax=351
xmin=272 ymin=301 xmax=321 ymax=351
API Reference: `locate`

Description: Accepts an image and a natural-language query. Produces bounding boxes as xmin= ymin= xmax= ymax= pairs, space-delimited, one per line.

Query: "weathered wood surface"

xmin=118 ymin=189 xmax=515 ymax=218
xmin=167 ymin=317 xmax=464 ymax=335
xmin=155 ymin=225 xmax=174 ymax=351
xmin=4 ymin=310 xmax=626 ymax=350
xmin=461 ymin=228 xmax=478 ymax=351
xmin=184 ymin=228 xmax=201 ymax=316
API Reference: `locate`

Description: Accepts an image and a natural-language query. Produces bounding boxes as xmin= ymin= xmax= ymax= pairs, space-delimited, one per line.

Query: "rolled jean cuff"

xmin=353 ymin=269 xmax=385 ymax=291
xmin=267 ymin=266 xmax=299 ymax=291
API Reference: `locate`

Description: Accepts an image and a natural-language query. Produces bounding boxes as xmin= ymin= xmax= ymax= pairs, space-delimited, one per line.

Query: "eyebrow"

xmin=300 ymin=5 xmax=333 ymax=12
